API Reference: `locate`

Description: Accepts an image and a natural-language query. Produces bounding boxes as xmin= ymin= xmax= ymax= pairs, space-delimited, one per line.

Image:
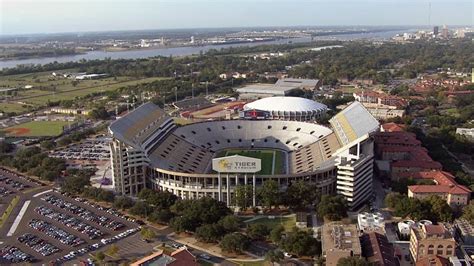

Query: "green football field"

xmin=216 ymin=149 xmax=285 ymax=175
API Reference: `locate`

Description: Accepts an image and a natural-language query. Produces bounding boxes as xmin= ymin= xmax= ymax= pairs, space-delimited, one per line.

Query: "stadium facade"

xmin=109 ymin=100 xmax=379 ymax=209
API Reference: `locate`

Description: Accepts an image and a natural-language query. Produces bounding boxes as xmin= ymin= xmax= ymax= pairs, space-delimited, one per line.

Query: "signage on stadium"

xmin=212 ymin=155 xmax=261 ymax=173
xmin=241 ymin=109 xmax=270 ymax=120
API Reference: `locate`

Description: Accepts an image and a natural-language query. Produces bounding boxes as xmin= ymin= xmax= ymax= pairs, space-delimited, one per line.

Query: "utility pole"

xmin=192 ymin=83 xmax=194 ymax=99
xmin=206 ymin=81 xmax=209 ymax=97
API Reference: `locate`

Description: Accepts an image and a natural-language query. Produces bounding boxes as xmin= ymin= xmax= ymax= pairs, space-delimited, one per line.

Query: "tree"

xmin=247 ymin=223 xmax=270 ymax=241
xmin=0 ymin=141 xmax=13 ymax=154
xmin=148 ymin=209 xmax=174 ymax=224
xmin=170 ymin=216 xmax=195 ymax=233
xmin=130 ymin=201 xmax=152 ymax=217
xmin=426 ymin=195 xmax=453 ymax=222
xmin=106 ymin=244 xmax=119 ymax=257
xmin=279 ymin=229 xmax=321 ymax=257
xmin=265 ymin=249 xmax=284 ymax=265
xmin=196 ymin=224 xmax=224 ymax=243
xmin=61 ymin=174 xmax=91 ymax=194
xmin=258 ymin=180 xmax=281 ymax=209
xmin=284 ymin=181 xmax=320 ymax=210
xmin=89 ymin=106 xmax=110 ymax=120
xmin=140 ymin=227 xmax=156 ymax=241
xmin=317 ymin=195 xmax=347 ymax=221
xmin=218 ymin=215 xmax=241 ymax=233
xmin=94 ymin=251 xmax=105 ymax=263
xmin=234 ymin=185 xmax=253 ymax=210
xmin=170 ymin=197 xmax=231 ymax=232
xmin=220 ymin=233 xmax=249 ymax=254
xmin=40 ymin=140 xmax=55 ymax=150
xmin=270 ymin=225 xmax=285 ymax=244
xmin=97 ymin=189 xmax=115 ymax=203
xmin=113 ymin=196 xmax=134 ymax=210
xmin=139 ymin=188 xmax=178 ymax=208
xmin=462 ymin=202 xmax=474 ymax=224
xmin=337 ymin=256 xmax=370 ymax=266
xmin=385 ymin=192 xmax=405 ymax=209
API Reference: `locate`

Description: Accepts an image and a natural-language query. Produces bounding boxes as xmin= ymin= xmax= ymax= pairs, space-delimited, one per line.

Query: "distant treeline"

xmin=0 ymin=48 xmax=79 ymax=60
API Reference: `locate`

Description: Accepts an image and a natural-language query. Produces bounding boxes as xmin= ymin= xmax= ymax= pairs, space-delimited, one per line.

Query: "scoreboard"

xmin=240 ymin=109 xmax=270 ymax=120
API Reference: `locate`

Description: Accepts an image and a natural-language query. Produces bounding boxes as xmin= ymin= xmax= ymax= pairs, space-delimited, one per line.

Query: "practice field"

xmin=3 ymin=120 xmax=70 ymax=137
xmin=215 ymin=149 xmax=285 ymax=175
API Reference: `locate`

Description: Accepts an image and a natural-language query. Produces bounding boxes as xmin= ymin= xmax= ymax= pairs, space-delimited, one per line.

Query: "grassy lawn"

xmin=4 ymin=120 xmax=70 ymax=137
xmin=246 ymin=215 xmax=296 ymax=232
xmin=0 ymin=71 xmax=169 ymax=111
xmin=442 ymin=108 xmax=460 ymax=118
xmin=0 ymin=196 xmax=20 ymax=229
xmin=215 ymin=149 xmax=286 ymax=175
xmin=0 ymin=102 xmax=30 ymax=113
xmin=20 ymin=77 xmax=169 ymax=106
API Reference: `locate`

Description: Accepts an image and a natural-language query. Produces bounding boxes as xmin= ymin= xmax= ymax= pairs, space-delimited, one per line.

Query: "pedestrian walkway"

xmin=7 ymin=200 xmax=30 ymax=236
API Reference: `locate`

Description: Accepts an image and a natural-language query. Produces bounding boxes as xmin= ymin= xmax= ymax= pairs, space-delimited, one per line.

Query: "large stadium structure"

xmin=242 ymin=96 xmax=327 ymax=121
xmin=109 ymin=100 xmax=380 ymax=209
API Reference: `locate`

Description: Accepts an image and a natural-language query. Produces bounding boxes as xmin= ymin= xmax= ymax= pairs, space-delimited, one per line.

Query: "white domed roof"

xmin=244 ymin=97 xmax=327 ymax=112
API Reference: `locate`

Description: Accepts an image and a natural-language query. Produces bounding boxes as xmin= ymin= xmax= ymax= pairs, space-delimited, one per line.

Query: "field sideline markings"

xmin=7 ymin=200 xmax=31 ymax=236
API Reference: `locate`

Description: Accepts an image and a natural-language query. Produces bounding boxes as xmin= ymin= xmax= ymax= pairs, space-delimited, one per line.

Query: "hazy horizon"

xmin=1 ymin=0 xmax=473 ymax=35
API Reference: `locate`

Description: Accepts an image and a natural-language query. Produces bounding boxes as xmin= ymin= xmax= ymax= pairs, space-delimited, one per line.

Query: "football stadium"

xmin=109 ymin=98 xmax=380 ymax=209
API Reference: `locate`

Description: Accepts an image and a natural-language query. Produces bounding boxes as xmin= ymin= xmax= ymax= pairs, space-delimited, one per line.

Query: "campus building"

xmin=131 ymin=248 xmax=198 ymax=266
xmin=330 ymin=102 xmax=380 ymax=209
xmin=406 ymin=171 xmax=471 ymax=207
xmin=236 ymin=78 xmax=320 ymax=99
xmin=409 ymin=224 xmax=456 ymax=263
xmin=322 ymin=222 xmax=362 ymax=266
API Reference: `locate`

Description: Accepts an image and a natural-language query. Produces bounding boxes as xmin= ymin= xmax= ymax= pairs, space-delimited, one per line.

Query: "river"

xmin=0 ymin=29 xmax=411 ymax=69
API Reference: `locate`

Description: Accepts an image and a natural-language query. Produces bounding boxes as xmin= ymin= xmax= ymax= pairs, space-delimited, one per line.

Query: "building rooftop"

xmin=274 ymin=78 xmax=320 ymax=89
xmin=405 ymin=171 xmax=471 ymax=195
xmin=322 ymin=222 xmax=361 ymax=266
xmin=374 ymin=131 xmax=421 ymax=147
xmin=408 ymin=184 xmax=471 ymax=195
xmin=381 ymin=122 xmax=406 ymax=132
xmin=360 ymin=232 xmax=397 ymax=266
xmin=329 ymin=101 xmax=380 ymax=146
xmin=131 ymin=248 xmax=198 ymax=266
xmin=391 ymin=160 xmax=442 ymax=169
xmin=415 ymin=255 xmax=450 ymax=266
xmin=243 ymin=96 xmax=327 ymax=113
xmin=236 ymin=83 xmax=296 ymax=95
xmin=455 ymin=218 xmax=474 ymax=237
xmin=109 ymin=102 xmax=172 ymax=148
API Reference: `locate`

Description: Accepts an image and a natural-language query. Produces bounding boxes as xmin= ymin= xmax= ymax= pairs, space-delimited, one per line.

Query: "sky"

xmin=1 ymin=0 xmax=473 ymax=35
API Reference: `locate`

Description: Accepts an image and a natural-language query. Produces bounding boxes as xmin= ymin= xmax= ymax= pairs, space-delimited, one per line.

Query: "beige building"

xmin=409 ymin=224 xmax=456 ymax=262
xmin=366 ymin=107 xmax=405 ymax=120
xmin=406 ymin=171 xmax=471 ymax=207
xmin=50 ymin=107 xmax=91 ymax=116
xmin=322 ymin=222 xmax=362 ymax=266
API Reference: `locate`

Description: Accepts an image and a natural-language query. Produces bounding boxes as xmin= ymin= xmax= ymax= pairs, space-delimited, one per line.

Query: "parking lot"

xmin=50 ymin=137 xmax=111 ymax=161
xmin=0 ymin=188 xmax=140 ymax=265
xmin=0 ymin=168 xmax=45 ymax=223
